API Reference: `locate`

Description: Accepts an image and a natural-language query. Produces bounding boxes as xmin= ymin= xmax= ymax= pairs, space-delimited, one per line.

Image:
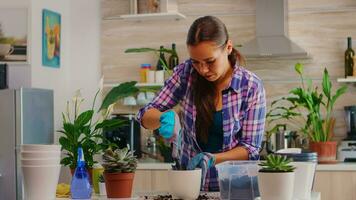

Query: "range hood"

xmin=239 ymin=0 xmax=308 ymax=59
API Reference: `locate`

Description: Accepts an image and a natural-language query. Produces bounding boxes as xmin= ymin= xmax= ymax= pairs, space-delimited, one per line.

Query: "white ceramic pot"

xmin=21 ymin=144 xmax=61 ymax=152
xmin=291 ymin=162 xmax=316 ymax=200
xmin=168 ymin=169 xmax=202 ymax=200
xmin=21 ymin=151 xmax=61 ymax=159
xmin=99 ymin=182 xmax=107 ymax=196
xmin=22 ymin=165 xmax=61 ymax=200
xmin=21 ymin=158 xmax=60 ymax=166
xmin=258 ymin=171 xmax=295 ymax=200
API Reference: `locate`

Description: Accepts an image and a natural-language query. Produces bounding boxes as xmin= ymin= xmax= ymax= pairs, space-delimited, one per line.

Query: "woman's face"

xmin=188 ymin=40 xmax=232 ymax=82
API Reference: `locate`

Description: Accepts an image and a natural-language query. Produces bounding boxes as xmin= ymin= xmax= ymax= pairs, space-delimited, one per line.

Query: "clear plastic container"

xmin=216 ymin=161 xmax=260 ymax=200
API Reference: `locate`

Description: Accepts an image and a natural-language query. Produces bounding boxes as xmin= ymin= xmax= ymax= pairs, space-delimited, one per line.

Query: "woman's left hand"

xmin=187 ymin=152 xmax=215 ymax=170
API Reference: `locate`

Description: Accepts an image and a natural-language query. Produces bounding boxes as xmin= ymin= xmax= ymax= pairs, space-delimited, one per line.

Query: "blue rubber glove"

xmin=187 ymin=152 xmax=216 ymax=189
xmin=158 ymin=110 xmax=175 ymax=139
xmin=187 ymin=152 xmax=216 ymax=170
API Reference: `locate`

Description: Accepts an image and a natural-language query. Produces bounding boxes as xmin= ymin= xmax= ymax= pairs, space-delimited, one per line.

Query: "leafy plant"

xmin=269 ymin=63 xmax=347 ymax=142
xmin=125 ymin=47 xmax=173 ymax=75
xmin=259 ymin=154 xmax=295 ymax=173
xmin=98 ymin=174 xmax=105 ymax=183
xmin=102 ymin=148 xmax=138 ymax=173
xmin=58 ymin=81 xmax=139 ymax=169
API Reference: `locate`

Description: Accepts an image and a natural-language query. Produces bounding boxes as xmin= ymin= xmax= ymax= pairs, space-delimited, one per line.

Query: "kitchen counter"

xmin=137 ymin=161 xmax=356 ymax=171
xmin=57 ymin=192 xmax=321 ymax=200
xmin=316 ymin=162 xmax=356 ymax=171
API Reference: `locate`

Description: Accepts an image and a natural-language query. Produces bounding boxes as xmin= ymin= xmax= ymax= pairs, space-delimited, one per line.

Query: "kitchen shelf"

xmin=104 ymin=82 xmax=164 ymax=88
xmin=104 ymin=12 xmax=186 ymax=21
xmin=103 ymin=0 xmax=185 ymax=21
xmin=337 ymin=77 xmax=356 ymax=83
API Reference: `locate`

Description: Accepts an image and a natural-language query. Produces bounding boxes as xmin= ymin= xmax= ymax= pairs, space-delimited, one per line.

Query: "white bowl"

xmin=21 ymin=144 xmax=61 ymax=152
xmin=21 ymin=158 xmax=60 ymax=166
xmin=168 ymin=169 xmax=202 ymax=200
xmin=22 ymin=165 xmax=61 ymax=200
xmin=21 ymin=151 xmax=61 ymax=159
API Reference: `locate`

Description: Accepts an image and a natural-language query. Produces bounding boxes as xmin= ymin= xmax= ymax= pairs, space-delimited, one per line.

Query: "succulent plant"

xmin=259 ymin=154 xmax=295 ymax=173
xmin=102 ymin=148 xmax=138 ymax=173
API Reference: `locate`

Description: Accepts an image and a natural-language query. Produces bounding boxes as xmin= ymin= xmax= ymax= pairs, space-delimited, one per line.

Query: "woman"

xmin=137 ymin=16 xmax=266 ymax=191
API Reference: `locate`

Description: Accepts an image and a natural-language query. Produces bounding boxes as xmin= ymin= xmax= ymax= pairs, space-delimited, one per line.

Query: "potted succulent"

xmin=102 ymin=147 xmax=138 ymax=198
xmin=58 ymin=81 xmax=139 ymax=180
xmin=98 ymin=174 xmax=106 ymax=196
xmin=269 ymin=63 xmax=347 ymax=163
xmin=258 ymin=154 xmax=296 ymax=200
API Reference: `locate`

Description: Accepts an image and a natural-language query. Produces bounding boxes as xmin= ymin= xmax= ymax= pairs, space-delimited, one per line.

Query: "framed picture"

xmin=0 ymin=8 xmax=28 ymax=63
xmin=42 ymin=9 xmax=61 ymax=68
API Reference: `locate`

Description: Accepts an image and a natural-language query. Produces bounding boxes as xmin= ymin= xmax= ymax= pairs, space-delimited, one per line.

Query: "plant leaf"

xmin=74 ymin=110 xmax=93 ymax=127
xmin=99 ymin=81 xmax=139 ymax=111
xmin=322 ymin=68 xmax=331 ymax=99
xmin=295 ymin=63 xmax=304 ymax=75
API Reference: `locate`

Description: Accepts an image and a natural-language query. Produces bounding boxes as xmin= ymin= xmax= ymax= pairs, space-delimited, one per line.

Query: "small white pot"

xmin=99 ymin=182 xmax=106 ymax=196
xmin=168 ymin=169 xmax=202 ymax=200
xmin=258 ymin=171 xmax=295 ymax=200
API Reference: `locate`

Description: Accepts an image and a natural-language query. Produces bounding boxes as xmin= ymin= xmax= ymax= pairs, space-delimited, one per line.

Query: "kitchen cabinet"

xmin=103 ymin=0 xmax=185 ymax=21
xmin=313 ymin=171 xmax=356 ymax=200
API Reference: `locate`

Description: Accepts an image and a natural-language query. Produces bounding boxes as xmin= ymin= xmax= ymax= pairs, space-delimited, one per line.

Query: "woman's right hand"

xmin=158 ymin=110 xmax=176 ymax=139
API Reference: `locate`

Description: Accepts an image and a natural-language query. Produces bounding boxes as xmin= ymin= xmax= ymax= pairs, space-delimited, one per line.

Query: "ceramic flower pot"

xmin=104 ymin=172 xmax=135 ymax=198
xmin=99 ymin=182 xmax=107 ymax=196
xmin=309 ymin=141 xmax=338 ymax=164
xmin=168 ymin=169 xmax=202 ymax=200
xmin=258 ymin=171 xmax=295 ymax=200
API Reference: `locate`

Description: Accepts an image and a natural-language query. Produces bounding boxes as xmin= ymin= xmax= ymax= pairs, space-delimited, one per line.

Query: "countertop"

xmin=137 ymin=161 xmax=356 ymax=171
xmin=57 ymin=192 xmax=321 ymax=200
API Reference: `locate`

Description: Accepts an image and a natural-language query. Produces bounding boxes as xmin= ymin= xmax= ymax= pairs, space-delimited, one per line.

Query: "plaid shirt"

xmin=137 ymin=60 xmax=266 ymax=191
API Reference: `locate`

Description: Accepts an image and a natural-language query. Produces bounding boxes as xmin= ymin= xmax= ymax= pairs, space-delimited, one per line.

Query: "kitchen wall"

xmin=1 ymin=0 xmax=102 ymax=137
xmin=101 ymin=0 xmax=356 ymax=141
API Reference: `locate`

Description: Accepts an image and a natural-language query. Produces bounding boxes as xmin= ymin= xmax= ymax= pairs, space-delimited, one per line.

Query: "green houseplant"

xmin=102 ymin=147 xmax=138 ymax=198
xmin=258 ymin=154 xmax=296 ymax=200
xmin=269 ymin=63 xmax=347 ymax=163
xmin=58 ymin=81 xmax=139 ymax=176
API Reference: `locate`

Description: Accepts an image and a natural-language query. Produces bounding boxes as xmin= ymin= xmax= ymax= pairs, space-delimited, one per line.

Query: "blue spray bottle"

xmin=71 ymin=147 xmax=92 ymax=199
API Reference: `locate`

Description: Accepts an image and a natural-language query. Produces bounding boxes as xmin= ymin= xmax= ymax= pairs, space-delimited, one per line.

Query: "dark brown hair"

xmin=186 ymin=16 xmax=244 ymax=143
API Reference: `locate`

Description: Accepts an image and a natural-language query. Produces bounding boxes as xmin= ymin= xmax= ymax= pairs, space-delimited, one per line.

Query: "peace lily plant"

xmin=58 ymin=82 xmax=139 ymax=172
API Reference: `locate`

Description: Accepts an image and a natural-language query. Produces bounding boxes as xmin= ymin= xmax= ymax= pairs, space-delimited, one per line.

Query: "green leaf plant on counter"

xmin=58 ymin=81 xmax=139 ymax=170
xmin=269 ymin=63 xmax=348 ymax=142
xmin=125 ymin=47 xmax=173 ymax=76
xmin=259 ymin=154 xmax=295 ymax=173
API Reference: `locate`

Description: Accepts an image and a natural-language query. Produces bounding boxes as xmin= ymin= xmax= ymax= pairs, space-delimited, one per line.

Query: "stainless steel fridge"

xmin=0 ymin=88 xmax=54 ymax=200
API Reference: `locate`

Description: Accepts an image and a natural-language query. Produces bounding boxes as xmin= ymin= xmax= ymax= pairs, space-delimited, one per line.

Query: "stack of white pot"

xmin=21 ymin=144 xmax=61 ymax=200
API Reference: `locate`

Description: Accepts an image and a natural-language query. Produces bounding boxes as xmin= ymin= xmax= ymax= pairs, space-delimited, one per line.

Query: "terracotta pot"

xmin=70 ymin=168 xmax=93 ymax=184
xmin=309 ymin=141 xmax=338 ymax=164
xmin=104 ymin=172 xmax=135 ymax=198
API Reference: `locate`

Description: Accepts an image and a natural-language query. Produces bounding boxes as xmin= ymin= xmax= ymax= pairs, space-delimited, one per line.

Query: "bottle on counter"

xmin=140 ymin=63 xmax=151 ymax=83
xmin=168 ymin=43 xmax=179 ymax=70
xmin=345 ymin=37 xmax=355 ymax=78
xmin=71 ymin=147 xmax=92 ymax=199
xmin=156 ymin=45 xmax=168 ymax=71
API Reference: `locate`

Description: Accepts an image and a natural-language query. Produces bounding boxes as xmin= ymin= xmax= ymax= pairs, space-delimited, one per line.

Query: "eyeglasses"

xmin=190 ymin=47 xmax=225 ymax=71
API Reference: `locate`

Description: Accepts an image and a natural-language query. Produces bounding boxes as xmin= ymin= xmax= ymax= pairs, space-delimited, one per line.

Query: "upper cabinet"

xmin=103 ymin=0 xmax=186 ymax=21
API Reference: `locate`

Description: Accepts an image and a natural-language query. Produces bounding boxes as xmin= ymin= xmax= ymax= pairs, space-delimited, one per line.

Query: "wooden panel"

xmin=133 ymin=170 xmax=152 ymax=193
xmin=314 ymin=172 xmax=331 ymax=200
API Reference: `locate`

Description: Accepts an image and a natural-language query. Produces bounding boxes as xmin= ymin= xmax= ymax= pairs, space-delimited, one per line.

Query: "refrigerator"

xmin=0 ymin=88 xmax=54 ymax=200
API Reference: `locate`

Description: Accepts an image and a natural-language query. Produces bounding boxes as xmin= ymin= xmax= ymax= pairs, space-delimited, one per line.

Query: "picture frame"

xmin=42 ymin=9 xmax=61 ymax=68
